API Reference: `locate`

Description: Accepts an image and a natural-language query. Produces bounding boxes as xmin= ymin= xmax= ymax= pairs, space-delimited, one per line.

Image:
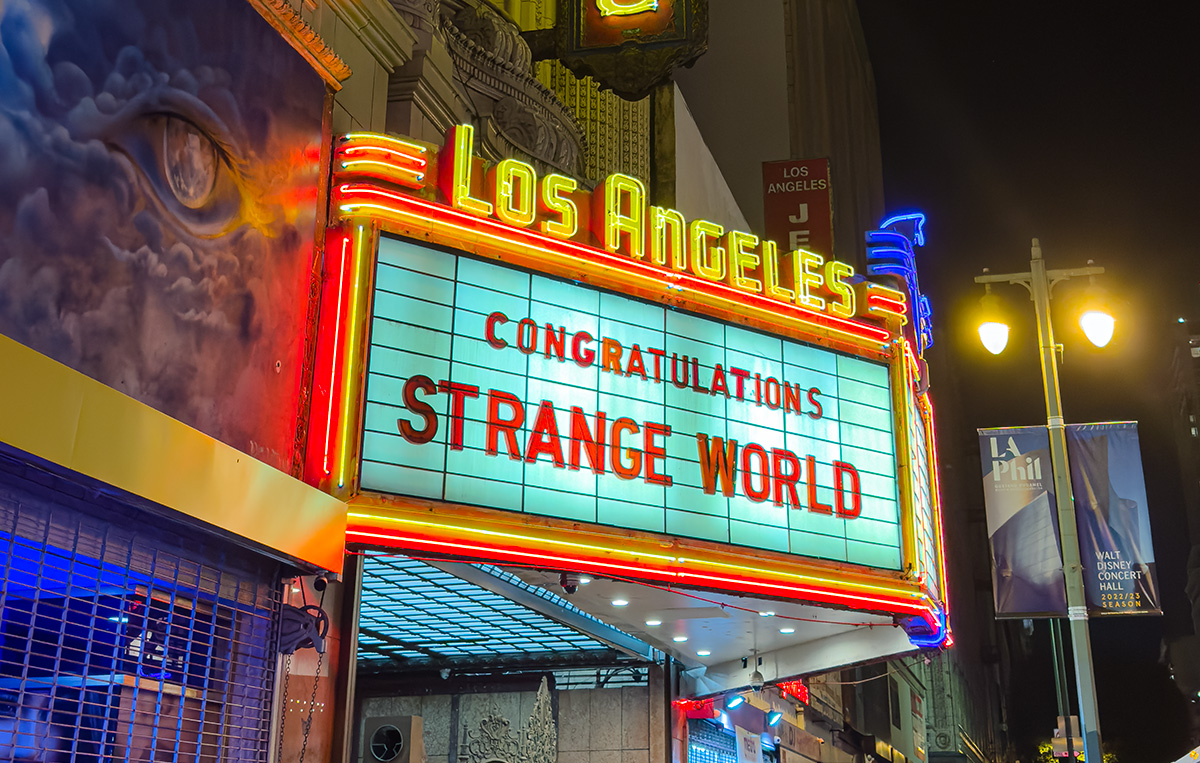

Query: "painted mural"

xmin=0 ymin=0 xmax=325 ymax=471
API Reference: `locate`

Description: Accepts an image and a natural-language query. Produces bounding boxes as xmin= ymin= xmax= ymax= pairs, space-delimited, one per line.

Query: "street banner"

xmin=978 ymin=426 xmax=1068 ymax=617
xmin=1066 ymin=422 xmax=1161 ymax=615
xmin=762 ymin=158 xmax=833 ymax=258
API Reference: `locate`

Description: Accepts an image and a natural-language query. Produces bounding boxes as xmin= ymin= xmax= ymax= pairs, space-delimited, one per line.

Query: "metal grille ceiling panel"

xmin=357 ymin=556 xmax=641 ymax=665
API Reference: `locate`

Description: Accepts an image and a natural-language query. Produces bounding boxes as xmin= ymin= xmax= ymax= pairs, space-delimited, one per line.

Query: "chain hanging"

xmin=276 ymin=577 xmax=328 ymax=763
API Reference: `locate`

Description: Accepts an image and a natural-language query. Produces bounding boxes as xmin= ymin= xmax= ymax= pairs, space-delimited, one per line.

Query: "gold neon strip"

xmin=334 ymin=222 xmax=374 ymax=492
xmin=341 ymin=132 xmax=428 ymax=154
xmin=347 ymin=498 xmax=929 ymax=603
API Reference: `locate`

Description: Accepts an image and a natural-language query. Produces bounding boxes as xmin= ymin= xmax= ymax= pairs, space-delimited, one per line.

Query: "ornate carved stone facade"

xmin=384 ymin=0 xmax=648 ymax=184
xmin=537 ymin=61 xmax=650 ymax=186
xmin=386 ymin=0 xmax=584 ymax=177
xmin=460 ymin=678 xmax=558 ymax=763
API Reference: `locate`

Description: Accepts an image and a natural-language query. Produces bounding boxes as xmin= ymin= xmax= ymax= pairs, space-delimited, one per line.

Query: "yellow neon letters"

xmin=539 ymin=174 xmax=578 ymax=239
xmin=648 ymin=206 xmax=687 ymax=270
xmin=425 ymin=125 xmax=878 ymax=328
xmin=823 ymin=260 xmax=856 ymax=318
xmin=490 ymin=158 xmax=536 ymax=227
xmin=689 ymin=220 xmax=726 ymax=281
xmin=726 ymin=231 xmax=762 ymax=293
xmin=762 ymin=241 xmax=795 ymax=303
xmin=437 ymin=124 xmax=492 ymax=217
xmin=596 ymin=0 xmax=659 ymax=16
xmin=795 ymin=250 xmax=826 ymax=311
xmin=593 ymin=173 xmax=646 ymax=260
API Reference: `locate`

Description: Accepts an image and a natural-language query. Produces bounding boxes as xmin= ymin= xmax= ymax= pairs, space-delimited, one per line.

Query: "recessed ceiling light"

xmin=645 ymin=619 xmax=662 ymax=626
xmin=612 ymin=599 xmax=629 ymax=607
xmin=780 ymin=627 xmax=796 ymax=634
xmin=696 ymin=650 xmax=711 ymax=656
xmin=579 ymin=576 xmax=593 ymax=585
xmin=759 ymin=611 xmax=775 ymax=617
xmin=673 ymin=636 xmax=689 ymax=643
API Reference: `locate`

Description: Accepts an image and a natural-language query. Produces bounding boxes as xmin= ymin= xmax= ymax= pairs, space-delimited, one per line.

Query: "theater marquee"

xmin=307 ymin=126 xmax=948 ymax=645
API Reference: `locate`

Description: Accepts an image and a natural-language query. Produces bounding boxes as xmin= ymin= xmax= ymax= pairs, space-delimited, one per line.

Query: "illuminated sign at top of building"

xmin=317 ymin=126 xmax=949 ymax=647
xmin=337 ymin=125 xmax=910 ymax=352
xmin=596 ymin=0 xmax=658 ymax=15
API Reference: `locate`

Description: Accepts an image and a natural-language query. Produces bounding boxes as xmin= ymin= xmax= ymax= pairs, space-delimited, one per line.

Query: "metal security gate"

xmin=0 ymin=462 xmax=282 ymax=762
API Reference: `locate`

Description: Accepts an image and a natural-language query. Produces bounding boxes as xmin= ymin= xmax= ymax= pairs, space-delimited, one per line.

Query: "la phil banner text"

xmin=977 ymin=426 xmax=1068 ymax=618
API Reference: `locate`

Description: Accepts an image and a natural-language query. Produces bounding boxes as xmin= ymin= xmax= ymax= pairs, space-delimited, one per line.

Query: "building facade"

xmin=0 ymin=1 xmax=959 ymax=762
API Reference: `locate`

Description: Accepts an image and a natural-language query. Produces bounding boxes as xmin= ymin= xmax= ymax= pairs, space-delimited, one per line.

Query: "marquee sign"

xmin=307 ymin=125 xmax=949 ymax=645
xmin=360 ymin=235 xmax=904 ymax=569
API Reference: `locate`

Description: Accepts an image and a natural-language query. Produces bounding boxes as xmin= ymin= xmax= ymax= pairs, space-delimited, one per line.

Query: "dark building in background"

xmin=1163 ymin=318 xmax=1200 ymax=746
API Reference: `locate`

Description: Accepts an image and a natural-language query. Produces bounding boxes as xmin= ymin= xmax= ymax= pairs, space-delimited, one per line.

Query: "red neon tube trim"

xmin=321 ymin=234 xmax=351 ymax=475
xmin=340 ymin=159 xmax=425 ymax=177
xmin=345 ymin=527 xmax=928 ymax=619
xmin=346 ymin=528 xmax=686 ymax=579
xmin=338 ymin=161 xmax=425 ymax=190
xmin=345 ymin=526 xmax=932 ymax=617
xmin=332 ymin=185 xmax=893 ymax=346
xmin=349 ymin=510 xmax=921 ymax=597
xmin=868 ymin=296 xmax=907 ymax=313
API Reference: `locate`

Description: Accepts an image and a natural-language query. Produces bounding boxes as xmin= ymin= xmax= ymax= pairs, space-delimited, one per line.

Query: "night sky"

xmin=856 ymin=4 xmax=1200 ymax=760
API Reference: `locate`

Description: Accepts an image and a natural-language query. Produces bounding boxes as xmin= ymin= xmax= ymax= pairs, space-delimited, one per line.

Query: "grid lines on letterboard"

xmin=361 ymin=236 xmax=903 ymax=570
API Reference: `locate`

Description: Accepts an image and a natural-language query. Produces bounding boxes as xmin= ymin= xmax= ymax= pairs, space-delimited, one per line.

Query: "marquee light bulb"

xmin=978 ymin=321 xmax=1010 ymax=355
xmin=1080 ymin=310 xmax=1115 ymax=348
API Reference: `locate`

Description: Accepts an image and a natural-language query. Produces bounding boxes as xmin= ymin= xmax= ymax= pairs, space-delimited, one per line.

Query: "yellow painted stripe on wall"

xmin=0 ymin=334 xmax=347 ymax=573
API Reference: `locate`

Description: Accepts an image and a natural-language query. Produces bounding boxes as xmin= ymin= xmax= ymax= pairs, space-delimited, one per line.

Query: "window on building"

xmin=889 ymin=675 xmax=902 ymax=729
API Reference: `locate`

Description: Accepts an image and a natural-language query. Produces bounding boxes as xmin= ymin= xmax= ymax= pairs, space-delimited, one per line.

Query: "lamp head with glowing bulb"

xmin=1079 ymin=280 xmax=1115 ymax=348
xmin=977 ymin=286 xmax=1010 ymax=355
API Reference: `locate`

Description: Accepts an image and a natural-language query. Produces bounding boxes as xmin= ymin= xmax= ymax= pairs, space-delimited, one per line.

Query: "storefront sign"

xmin=763 ymin=159 xmax=833 ymax=259
xmin=912 ymin=691 xmax=926 ymax=761
xmin=736 ymin=725 xmax=762 ymax=763
xmin=360 ymin=236 xmax=904 ymax=568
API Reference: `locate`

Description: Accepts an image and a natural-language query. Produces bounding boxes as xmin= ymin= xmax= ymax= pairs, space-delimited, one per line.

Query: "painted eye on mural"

xmin=144 ymin=113 xmax=245 ymax=235
xmin=163 ymin=116 xmax=219 ymax=209
xmin=108 ymin=106 xmax=247 ymax=238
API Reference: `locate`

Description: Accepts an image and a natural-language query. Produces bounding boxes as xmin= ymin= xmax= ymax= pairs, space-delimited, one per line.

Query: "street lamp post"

xmin=974 ymin=238 xmax=1107 ymax=762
